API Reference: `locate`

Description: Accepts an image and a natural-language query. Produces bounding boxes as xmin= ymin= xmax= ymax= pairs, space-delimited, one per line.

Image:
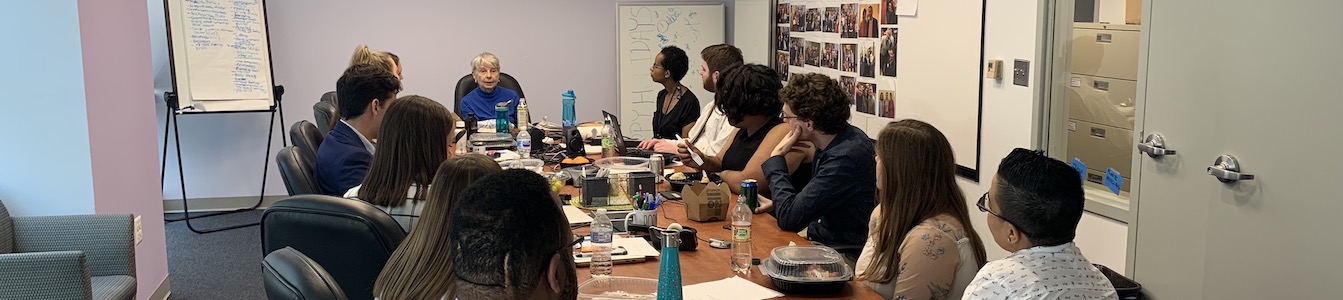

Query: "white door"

xmin=1130 ymin=0 xmax=1343 ymax=299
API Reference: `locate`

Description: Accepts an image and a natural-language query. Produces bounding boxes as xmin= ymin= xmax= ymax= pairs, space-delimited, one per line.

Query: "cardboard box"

xmin=1125 ymin=0 xmax=1141 ymax=24
xmin=683 ymin=181 xmax=730 ymax=222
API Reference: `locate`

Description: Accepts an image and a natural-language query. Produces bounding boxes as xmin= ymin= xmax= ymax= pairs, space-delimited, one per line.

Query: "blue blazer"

xmin=315 ymin=122 xmax=372 ymax=196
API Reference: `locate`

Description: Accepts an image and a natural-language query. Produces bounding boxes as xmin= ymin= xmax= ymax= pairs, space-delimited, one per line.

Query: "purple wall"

xmin=79 ymin=0 xmax=169 ymax=297
xmin=153 ymin=0 xmax=734 ymax=200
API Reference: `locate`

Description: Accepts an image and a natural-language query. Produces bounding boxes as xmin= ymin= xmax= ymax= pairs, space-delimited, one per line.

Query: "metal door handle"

xmin=1207 ymin=155 xmax=1255 ymax=183
xmin=1137 ymin=133 xmax=1176 ymax=158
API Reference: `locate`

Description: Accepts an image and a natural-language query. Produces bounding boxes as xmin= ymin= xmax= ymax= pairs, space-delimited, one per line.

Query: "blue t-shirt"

xmin=460 ymin=86 xmax=519 ymax=124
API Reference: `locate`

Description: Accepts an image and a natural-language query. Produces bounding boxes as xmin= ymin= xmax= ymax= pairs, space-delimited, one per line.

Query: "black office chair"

xmin=313 ymin=91 xmax=339 ymax=135
xmin=261 ymin=195 xmax=406 ymax=300
xmin=263 ymin=247 xmax=348 ymax=300
xmin=276 ymin=147 xmax=320 ymax=196
xmin=289 ymin=121 xmax=323 ymax=160
xmin=453 ymin=73 xmax=526 ymax=116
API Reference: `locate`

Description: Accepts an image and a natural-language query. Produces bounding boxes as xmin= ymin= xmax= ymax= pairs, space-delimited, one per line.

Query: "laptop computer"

xmin=601 ymin=110 xmax=672 ymax=160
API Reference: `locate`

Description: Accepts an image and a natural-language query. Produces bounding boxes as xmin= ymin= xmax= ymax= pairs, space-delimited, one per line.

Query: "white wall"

xmin=150 ymin=0 xmax=733 ymax=200
xmin=0 ymin=0 xmax=97 ymax=216
xmin=957 ymin=0 xmax=1130 ymax=274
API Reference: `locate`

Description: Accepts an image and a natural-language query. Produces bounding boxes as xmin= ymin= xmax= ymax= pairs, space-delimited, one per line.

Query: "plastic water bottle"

xmin=590 ymin=208 xmax=614 ymax=276
xmin=731 ymin=180 xmax=757 ymax=273
xmin=516 ymin=128 xmax=532 ymax=158
xmin=601 ymin=117 xmax=616 ymax=158
xmin=495 ymin=103 xmax=509 ymax=134
xmin=517 ymin=98 xmax=530 ymax=130
xmin=562 ymin=90 xmax=577 ymax=127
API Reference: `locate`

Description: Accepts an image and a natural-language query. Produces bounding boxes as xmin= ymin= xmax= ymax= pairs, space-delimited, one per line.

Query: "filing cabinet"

xmin=1067 ymin=73 xmax=1137 ymax=130
xmin=1067 ymin=119 xmax=1132 ymax=192
xmin=1070 ymin=23 xmax=1141 ymax=81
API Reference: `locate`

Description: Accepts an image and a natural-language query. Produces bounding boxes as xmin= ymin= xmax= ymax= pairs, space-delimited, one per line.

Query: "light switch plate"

xmin=134 ymin=215 xmax=143 ymax=246
xmin=1013 ymin=59 xmax=1030 ymax=87
xmin=986 ymin=59 xmax=1003 ymax=80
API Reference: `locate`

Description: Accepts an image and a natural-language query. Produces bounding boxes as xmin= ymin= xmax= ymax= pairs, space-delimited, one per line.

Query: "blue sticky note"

xmin=1103 ymin=168 xmax=1124 ymax=195
xmin=1070 ymin=158 xmax=1088 ymax=183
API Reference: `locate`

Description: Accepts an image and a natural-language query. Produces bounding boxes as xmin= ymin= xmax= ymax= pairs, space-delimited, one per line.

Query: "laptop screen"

xmin=601 ymin=110 xmax=629 ymax=155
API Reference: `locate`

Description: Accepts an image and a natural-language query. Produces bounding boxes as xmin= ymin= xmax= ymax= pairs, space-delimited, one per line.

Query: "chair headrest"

xmin=263 ymin=246 xmax=348 ymax=300
xmin=276 ymin=147 xmax=319 ymax=196
xmin=261 ymin=195 xmax=406 ymax=299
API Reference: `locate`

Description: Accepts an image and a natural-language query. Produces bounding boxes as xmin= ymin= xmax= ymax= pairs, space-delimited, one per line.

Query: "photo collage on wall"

xmin=776 ymin=0 xmax=899 ymax=118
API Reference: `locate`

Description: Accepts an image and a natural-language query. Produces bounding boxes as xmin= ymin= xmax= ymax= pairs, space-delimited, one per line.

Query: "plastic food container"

xmin=760 ymin=245 xmax=853 ymax=294
xmin=500 ymin=158 xmax=545 ymax=173
xmin=577 ymin=276 xmax=658 ymax=299
xmin=593 ymin=157 xmax=650 ymax=173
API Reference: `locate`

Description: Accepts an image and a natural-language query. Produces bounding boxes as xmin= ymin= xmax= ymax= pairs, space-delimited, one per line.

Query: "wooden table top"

xmin=560 ymin=165 xmax=881 ymax=300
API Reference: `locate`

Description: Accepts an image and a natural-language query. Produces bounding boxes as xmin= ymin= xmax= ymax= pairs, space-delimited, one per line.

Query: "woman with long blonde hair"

xmin=372 ymin=154 xmax=502 ymax=300
xmin=854 ymin=119 xmax=989 ymax=300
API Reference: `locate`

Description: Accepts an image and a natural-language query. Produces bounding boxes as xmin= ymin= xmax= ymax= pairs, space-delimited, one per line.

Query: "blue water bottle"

xmin=657 ymin=223 xmax=684 ymax=300
xmin=562 ymin=89 xmax=577 ymax=127
xmin=495 ymin=102 xmax=509 ymax=133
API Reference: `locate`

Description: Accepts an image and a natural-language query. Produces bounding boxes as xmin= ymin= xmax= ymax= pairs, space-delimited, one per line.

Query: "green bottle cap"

xmin=752 ymin=258 xmax=761 ymax=265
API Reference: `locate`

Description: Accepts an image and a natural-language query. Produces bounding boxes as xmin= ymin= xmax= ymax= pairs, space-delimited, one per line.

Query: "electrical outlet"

xmin=1013 ymin=59 xmax=1030 ymax=87
xmin=134 ymin=215 xmax=143 ymax=246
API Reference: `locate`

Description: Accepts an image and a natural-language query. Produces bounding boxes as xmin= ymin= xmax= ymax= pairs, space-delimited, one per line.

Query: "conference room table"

xmin=556 ymin=162 xmax=881 ymax=300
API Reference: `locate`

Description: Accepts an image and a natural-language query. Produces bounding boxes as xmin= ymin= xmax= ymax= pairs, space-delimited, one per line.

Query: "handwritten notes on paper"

xmin=184 ymin=0 xmax=271 ymax=100
xmin=618 ymin=4 xmax=724 ymax=140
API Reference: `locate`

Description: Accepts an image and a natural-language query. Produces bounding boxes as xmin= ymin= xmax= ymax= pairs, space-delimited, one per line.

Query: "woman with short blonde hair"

xmin=459 ymin=52 xmax=520 ymax=125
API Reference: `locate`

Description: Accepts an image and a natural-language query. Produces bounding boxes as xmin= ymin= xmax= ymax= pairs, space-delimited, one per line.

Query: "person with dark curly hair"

xmin=754 ymin=73 xmax=876 ymax=247
xmin=677 ymin=63 xmax=808 ymax=196
xmin=648 ymin=46 xmax=700 ymax=140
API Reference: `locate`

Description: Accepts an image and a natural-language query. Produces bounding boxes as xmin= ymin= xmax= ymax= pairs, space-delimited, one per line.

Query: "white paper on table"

xmin=564 ymin=205 xmax=594 ymax=226
xmin=683 ymin=276 xmax=784 ymax=300
xmin=574 ymin=236 xmax=660 ymax=266
xmin=896 ymin=0 xmax=919 ymax=16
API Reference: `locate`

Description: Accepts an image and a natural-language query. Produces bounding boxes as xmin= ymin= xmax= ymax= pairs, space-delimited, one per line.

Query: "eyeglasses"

xmin=454 ymin=235 xmax=584 ymax=289
xmin=977 ymin=192 xmax=1032 ymax=237
xmin=779 ymin=112 xmax=798 ymax=119
xmin=650 ymin=64 xmax=665 ymax=70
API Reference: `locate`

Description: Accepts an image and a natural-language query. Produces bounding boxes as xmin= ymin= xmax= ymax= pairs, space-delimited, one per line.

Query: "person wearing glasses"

xmin=641 ymin=44 xmax=743 ymax=156
xmin=964 ymin=148 xmax=1118 ymax=300
xmin=647 ymin=46 xmax=700 ymax=141
xmin=851 ymin=119 xmax=988 ymax=300
xmin=449 ymin=169 xmax=579 ymax=300
xmin=752 ymin=73 xmax=872 ymax=248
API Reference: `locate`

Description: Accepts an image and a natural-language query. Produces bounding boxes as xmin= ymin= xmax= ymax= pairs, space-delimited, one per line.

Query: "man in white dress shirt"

xmin=963 ymin=148 xmax=1118 ymax=300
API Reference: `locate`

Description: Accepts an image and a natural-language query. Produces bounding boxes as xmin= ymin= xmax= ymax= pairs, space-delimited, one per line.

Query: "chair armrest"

xmin=0 ymin=251 xmax=93 ymax=300
xmin=12 ymin=214 xmax=135 ymax=277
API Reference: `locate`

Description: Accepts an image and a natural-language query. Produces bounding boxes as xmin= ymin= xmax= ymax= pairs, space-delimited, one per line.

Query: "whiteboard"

xmin=617 ymin=3 xmax=726 ymax=140
xmin=165 ymin=0 xmax=276 ymax=113
xmin=776 ymin=0 xmax=985 ymax=177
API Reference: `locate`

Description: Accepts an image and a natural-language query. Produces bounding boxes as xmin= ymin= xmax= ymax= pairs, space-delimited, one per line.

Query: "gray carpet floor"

xmin=165 ymin=210 xmax=266 ymax=300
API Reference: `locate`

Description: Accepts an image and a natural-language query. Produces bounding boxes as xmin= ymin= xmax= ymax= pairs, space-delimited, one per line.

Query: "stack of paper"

xmin=573 ymin=236 xmax=660 ymax=266
xmin=683 ymin=276 xmax=784 ymax=300
xmin=564 ymin=205 xmax=593 ymax=226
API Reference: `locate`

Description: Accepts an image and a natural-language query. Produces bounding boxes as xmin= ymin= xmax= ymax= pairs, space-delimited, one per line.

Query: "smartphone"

xmin=575 ymin=246 xmax=629 ymax=257
xmin=659 ymin=191 xmax=682 ymax=200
